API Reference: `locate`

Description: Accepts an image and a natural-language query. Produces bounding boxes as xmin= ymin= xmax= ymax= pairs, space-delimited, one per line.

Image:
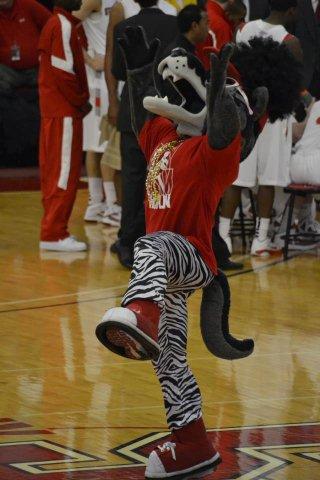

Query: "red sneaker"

xmin=145 ymin=418 xmax=221 ymax=479
xmin=95 ymin=300 xmax=160 ymax=361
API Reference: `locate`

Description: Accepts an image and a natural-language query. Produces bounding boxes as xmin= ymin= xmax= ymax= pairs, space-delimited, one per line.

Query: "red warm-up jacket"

xmin=38 ymin=7 xmax=89 ymax=117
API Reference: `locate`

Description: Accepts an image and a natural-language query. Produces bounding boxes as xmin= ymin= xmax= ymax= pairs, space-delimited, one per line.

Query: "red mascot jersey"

xmin=139 ymin=117 xmax=241 ymax=274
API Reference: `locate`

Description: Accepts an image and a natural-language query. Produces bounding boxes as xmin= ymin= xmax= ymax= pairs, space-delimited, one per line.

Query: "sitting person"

xmin=291 ymin=100 xmax=320 ymax=185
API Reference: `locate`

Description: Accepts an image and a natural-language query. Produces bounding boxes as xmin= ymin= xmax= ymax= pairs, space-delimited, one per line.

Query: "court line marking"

xmin=0 ymin=285 xmax=128 ymax=308
xmin=6 ymin=395 xmax=320 ymax=420
xmin=0 ymin=254 xmax=302 ymax=314
xmin=1 ymin=349 xmax=320 ymax=374
xmin=50 ymin=420 xmax=320 ymax=431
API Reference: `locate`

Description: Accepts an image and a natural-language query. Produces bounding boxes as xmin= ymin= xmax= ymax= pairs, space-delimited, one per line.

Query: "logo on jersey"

xmin=146 ymin=140 xmax=182 ymax=210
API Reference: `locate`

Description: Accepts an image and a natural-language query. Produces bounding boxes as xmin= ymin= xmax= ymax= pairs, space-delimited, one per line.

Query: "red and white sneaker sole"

xmin=145 ymin=452 xmax=221 ymax=480
xmin=96 ymin=320 xmax=160 ymax=361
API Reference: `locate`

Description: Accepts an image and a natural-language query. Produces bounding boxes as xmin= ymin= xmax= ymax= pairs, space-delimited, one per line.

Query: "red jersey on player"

xmin=139 ymin=117 xmax=241 ymax=274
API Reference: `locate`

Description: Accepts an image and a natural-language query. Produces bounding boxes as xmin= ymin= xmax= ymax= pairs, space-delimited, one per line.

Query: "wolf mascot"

xmin=96 ymin=29 xmax=302 ymax=479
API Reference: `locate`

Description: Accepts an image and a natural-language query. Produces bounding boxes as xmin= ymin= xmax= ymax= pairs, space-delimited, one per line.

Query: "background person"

xmin=73 ymin=0 xmax=121 ymax=226
xmin=295 ymin=0 xmax=320 ymax=99
xmin=0 ymin=0 xmax=51 ymax=91
xmin=38 ymin=0 xmax=91 ymax=252
xmin=165 ymin=4 xmax=209 ymax=55
xmin=110 ymin=0 xmax=178 ymax=268
xmin=219 ymin=0 xmax=304 ymax=257
xmin=105 ymin=0 xmax=177 ymax=129
xmin=0 ymin=0 xmax=51 ymax=166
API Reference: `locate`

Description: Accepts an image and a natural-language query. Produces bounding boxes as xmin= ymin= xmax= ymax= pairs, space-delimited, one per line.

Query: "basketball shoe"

xmin=39 ymin=236 xmax=87 ymax=252
xmin=95 ymin=300 xmax=160 ymax=360
xmin=84 ymin=202 xmax=105 ymax=222
xmin=145 ymin=417 xmax=221 ymax=479
xmin=100 ymin=204 xmax=121 ymax=227
xmin=250 ymin=237 xmax=281 ymax=257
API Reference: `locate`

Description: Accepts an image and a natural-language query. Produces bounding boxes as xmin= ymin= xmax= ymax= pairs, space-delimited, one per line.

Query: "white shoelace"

xmin=157 ymin=441 xmax=177 ymax=461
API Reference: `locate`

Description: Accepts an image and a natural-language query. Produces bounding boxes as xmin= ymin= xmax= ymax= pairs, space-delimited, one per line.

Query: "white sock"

xmin=88 ymin=177 xmax=103 ymax=204
xmin=103 ymin=181 xmax=117 ymax=207
xmin=219 ymin=217 xmax=231 ymax=239
xmin=256 ymin=217 xmax=270 ymax=242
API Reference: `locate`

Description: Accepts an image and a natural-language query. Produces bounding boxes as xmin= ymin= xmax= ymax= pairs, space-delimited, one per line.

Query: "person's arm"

xmin=73 ymin=0 xmax=105 ymax=71
xmin=29 ymin=0 xmax=52 ymax=30
xmin=50 ymin=23 xmax=89 ymax=110
xmin=83 ymin=49 xmax=105 ymax=71
xmin=73 ymin=0 xmax=100 ymax=21
xmin=284 ymin=36 xmax=303 ymax=64
xmin=112 ymin=22 xmax=127 ymax=81
xmin=105 ymin=2 xmax=124 ymax=126
xmin=292 ymin=97 xmax=315 ymax=143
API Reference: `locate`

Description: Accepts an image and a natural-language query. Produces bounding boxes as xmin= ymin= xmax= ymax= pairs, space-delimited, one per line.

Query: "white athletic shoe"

xmin=84 ymin=202 xmax=105 ymax=222
xmin=100 ymin=204 xmax=121 ymax=227
xmin=39 ymin=236 xmax=87 ymax=252
xmin=251 ymin=237 xmax=280 ymax=257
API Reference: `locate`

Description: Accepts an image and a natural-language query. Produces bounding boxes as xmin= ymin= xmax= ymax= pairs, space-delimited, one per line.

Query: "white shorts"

xmin=290 ymin=150 xmax=320 ymax=184
xmin=234 ymin=118 xmax=293 ymax=188
xmin=83 ymin=66 xmax=109 ymax=153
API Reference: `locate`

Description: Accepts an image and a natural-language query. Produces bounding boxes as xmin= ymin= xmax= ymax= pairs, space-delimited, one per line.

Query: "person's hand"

xmin=117 ymin=25 xmax=160 ymax=71
xmin=107 ymin=97 xmax=119 ymax=126
xmin=80 ymin=102 xmax=92 ymax=117
xmin=91 ymin=54 xmax=105 ymax=72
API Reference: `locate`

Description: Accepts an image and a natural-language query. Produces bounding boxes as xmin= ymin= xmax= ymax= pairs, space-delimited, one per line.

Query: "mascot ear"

xmin=200 ymin=271 xmax=254 ymax=360
xmin=251 ymin=86 xmax=269 ymax=121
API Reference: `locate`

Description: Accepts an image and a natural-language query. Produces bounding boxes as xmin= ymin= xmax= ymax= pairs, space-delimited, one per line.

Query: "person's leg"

xmin=40 ymin=117 xmax=86 ymax=251
xmin=219 ymin=185 xmax=242 ymax=254
xmin=96 ymin=232 xmax=220 ymax=478
xmin=250 ymin=185 xmax=277 ymax=254
xmin=113 ymin=132 xmax=146 ymax=268
xmin=100 ymin=162 xmax=121 ymax=227
xmin=219 ymin=143 xmax=258 ymax=253
xmin=251 ymin=118 xmax=292 ymax=256
xmin=84 ymin=151 xmax=105 ymax=222
xmin=120 ymin=132 xmax=146 ymax=246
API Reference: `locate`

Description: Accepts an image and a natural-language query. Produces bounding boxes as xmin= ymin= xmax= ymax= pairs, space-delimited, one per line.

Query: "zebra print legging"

xmin=122 ymin=231 xmax=214 ymax=430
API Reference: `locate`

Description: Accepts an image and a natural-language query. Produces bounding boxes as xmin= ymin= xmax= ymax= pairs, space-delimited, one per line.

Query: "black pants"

xmin=309 ymin=69 xmax=320 ymax=100
xmin=119 ymin=131 xmax=146 ymax=249
xmin=0 ymin=64 xmax=38 ymax=92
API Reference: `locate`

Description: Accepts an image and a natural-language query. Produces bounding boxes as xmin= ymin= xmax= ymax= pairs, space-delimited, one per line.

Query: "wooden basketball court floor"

xmin=1 ymin=188 xmax=320 ymax=480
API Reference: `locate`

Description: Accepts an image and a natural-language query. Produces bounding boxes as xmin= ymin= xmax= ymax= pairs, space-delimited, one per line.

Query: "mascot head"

xmin=144 ymin=48 xmax=208 ymax=136
xmin=143 ymin=37 xmax=302 ymax=154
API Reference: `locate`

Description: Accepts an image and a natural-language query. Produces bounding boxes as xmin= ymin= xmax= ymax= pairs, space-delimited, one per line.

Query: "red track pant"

xmin=39 ymin=117 xmax=83 ymax=241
